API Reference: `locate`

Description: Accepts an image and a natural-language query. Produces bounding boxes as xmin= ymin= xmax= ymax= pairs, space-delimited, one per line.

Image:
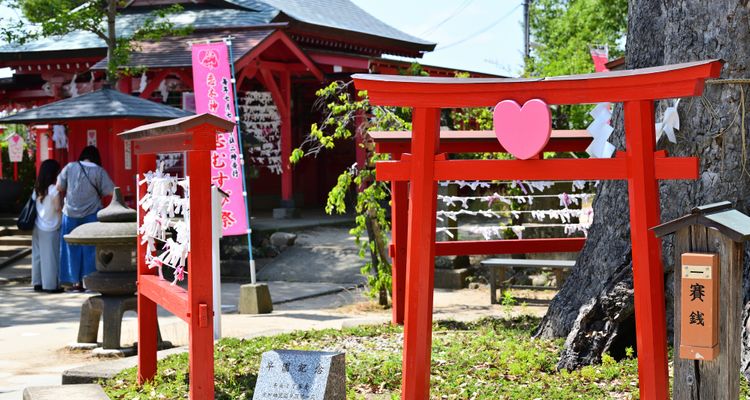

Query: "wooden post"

xmin=401 ymin=108 xmax=440 ymax=400
xmin=186 ymin=145 xmax=215 ymax=399
xmin=390 ymin=152 xmax=408 ymax=325
xmin=623 ymin=99 xmax=669 ymax=399
xmin=673 ymin=226 xmax=743 ymax=399
xmin=136 ymin=153 xmax=158 ymax=384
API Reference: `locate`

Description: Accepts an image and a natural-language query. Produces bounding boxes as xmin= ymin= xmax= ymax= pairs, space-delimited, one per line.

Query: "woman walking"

xmin=31 ymin=159 xmax=62 ymax=293
xmin=57 ymin=146 xmax=114 ymax=291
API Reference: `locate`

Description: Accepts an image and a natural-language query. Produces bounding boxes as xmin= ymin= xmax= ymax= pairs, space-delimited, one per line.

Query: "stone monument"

xmin=253 ymin=350 xmax=345 ymax=400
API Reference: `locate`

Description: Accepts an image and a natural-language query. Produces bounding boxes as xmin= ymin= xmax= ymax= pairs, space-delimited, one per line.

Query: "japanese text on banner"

xmin=191 ymin=42 xmax=248 ymax=236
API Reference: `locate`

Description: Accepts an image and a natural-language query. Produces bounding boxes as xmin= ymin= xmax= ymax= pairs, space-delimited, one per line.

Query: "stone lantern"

xmin=64 ymin=187 xmax=146 ymax=353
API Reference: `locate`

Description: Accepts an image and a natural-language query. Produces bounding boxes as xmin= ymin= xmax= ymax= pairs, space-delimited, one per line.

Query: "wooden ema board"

xmin=354 ymin=59 xmax=724 ymax=400
xmin=120 ymin=114 xmax=234 ymax=400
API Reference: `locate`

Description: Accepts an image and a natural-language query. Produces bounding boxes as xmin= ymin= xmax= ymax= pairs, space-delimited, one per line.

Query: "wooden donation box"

xmin=679 ymin=252 xmax=718 ymax=360
xmin=653 ymin=201 xmax=750 ymax=400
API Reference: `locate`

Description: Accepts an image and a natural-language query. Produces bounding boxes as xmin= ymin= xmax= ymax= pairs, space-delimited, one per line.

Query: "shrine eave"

xmin=0 ymin=88 xmax=191 ymax=124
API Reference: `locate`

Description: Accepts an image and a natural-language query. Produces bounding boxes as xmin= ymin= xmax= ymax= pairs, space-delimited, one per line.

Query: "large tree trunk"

xmin=537 ymin=0 xmax=750 ymax=372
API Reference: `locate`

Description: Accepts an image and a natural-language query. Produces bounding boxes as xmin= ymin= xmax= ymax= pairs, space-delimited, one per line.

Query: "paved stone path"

xmin=0 ymin=225 xmax=554 ymax=399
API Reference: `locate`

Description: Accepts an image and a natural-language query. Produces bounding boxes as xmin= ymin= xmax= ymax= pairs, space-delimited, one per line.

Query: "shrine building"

xmin=0 ymin=0 xmax=495 ymax=213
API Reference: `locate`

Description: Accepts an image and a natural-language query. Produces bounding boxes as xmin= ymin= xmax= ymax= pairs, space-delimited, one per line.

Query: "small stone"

xmin=239 ymin=283 xmax=273 ymax=314
xmin=468 ymin=282 xmax=481 ymax=290
xmin=270 ymin=232 xmax=297 ymax=248
xmin=531 ymin=274 xmax=549 ymax=287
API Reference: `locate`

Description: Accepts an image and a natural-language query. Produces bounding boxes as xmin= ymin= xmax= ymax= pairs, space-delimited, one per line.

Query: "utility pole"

xmin=523 ymin=0 xmax=530 ymax=62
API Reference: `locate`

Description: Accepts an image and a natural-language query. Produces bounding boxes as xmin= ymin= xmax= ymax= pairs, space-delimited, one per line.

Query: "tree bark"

xmin=537 ymin=0 xmax=750 ymax=372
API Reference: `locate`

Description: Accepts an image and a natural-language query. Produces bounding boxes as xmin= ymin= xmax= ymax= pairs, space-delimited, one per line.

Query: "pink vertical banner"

xmin=191 ymin=41 xmax=248 ymax=236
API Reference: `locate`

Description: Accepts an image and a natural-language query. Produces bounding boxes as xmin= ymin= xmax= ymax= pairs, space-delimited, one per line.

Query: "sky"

xmin=0 ymin=0 xmax=526 ymax=78
xmin=351 ymin=0 xmax=525 ymax=76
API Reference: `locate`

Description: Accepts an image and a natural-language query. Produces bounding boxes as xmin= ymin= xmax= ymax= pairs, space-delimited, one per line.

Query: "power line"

xmin=419 ymin=0 xmax=475 ymax=36
xmin=434 ymin=3 xmax=522 ymax=51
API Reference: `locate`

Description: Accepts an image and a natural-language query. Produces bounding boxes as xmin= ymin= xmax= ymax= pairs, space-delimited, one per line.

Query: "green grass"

xmin=101 ymin=316 xmax=646 ymax=399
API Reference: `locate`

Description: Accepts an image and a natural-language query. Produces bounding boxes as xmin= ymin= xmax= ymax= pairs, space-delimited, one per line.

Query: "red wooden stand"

xmin=120 ymin=114 xmax=235 ymax=400
xmin=355 ymin=59 xmax=723 ymax=400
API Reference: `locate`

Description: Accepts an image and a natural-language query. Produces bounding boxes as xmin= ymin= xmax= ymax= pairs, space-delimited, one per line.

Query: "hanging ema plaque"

xmin=252 ymin=350 xmax=345 ymax=400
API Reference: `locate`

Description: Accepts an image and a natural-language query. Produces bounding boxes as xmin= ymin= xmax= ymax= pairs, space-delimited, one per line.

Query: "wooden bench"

xmin=480 ymin=258 xmax=576 ymax=304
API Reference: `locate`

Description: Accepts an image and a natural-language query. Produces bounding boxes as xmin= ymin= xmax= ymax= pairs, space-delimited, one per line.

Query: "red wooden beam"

xmin=401 ymin=108 xmax=441 ymax=400
xmin=308 ymin=51 xmax=370 ymax=70
xmin=372 ymin=130 xmax=591 ymax=154
xmin=353 ymin=59 xmax=723 ymax=107
xmin=237 ymin=65 xmax=258 ymax=87
xmin=434 ymin=238 xmax=585 ymax=256
xmin=139 ymin=275 xmax=190 ymax=322
xmin=173 ymin=69 xmax=194 ymax=90
xmin=624 ymin=100 xmax=669 ymax=399
xmin=258 ymin=68 xmax=289 ymax=119
xmin=139 ymin=70 xmax=171 ymax=99
xmin=235 ymin=30 xmax=323 ymax=82
xmin=186 ymin=148 xmax=215 ymax=399
xmin=375 ymin=156 xmax=699 ymax=182
xmin=137 ymin=154 xmax=158 ymax=385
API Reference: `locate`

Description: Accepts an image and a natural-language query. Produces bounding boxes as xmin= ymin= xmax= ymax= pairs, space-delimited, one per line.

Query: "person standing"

xmin=31 ymin=159 xmax=62 ymax=293
xmin=57 ymin=146 xmax=114 ymax=291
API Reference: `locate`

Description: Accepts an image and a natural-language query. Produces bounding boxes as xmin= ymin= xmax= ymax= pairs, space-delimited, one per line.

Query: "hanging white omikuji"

xmin=138 ymin=165 xmax=191 ymax=284
xmin=242 ymin=91 xmax=282 ymax=174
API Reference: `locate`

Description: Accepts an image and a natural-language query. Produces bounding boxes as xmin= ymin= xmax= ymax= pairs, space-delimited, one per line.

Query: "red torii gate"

xmin=353 ymin=59 xmax=723 ymax=400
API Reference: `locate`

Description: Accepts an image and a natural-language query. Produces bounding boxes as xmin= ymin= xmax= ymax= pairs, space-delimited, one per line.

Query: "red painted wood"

xmin=356 ymin=60 xmax=721 ymax=400
xmin=137 ymin=153 xmax=158 ymax=385
xmin=353 ymin=60 xmax=723 ymax=107
xmin=435 ymin=238 xmax=585 ymax=256
xmin=390 ymin=152 xmax=408 ymax=325
xmin=234 ymin=31 xmax=323 ymax=82
xmin=401 ymin=108 xmax=440 ymax=400
xmin=139 ymin=275 xmax=190 ymax=322
xmin=279 ymin=71 xmax=293 ymax=204
xmin=375 ymin=156 xmax=699 ymax=182
xmin=374 ymin=130 xmax=591 ymax=154
xmin=186 ymin=149 xmax=215 ymax=400
xmin=624 ymin=100 xmax=669 ymax=399
xmin=128 ymin=117 xmax=220 ymax=399
xmin=131 ymin=130 xmax=216 ymax=155
xmin=138 ymin=70 xmax=171 ymax=98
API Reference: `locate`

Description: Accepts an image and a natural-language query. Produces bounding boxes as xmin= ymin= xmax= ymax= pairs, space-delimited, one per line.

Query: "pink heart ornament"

xmin=493 ymin=99 xmax=552 ymax=160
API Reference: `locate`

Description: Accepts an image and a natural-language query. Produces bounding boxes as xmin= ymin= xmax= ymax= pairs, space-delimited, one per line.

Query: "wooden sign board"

xmin=679 ymin=252 xmax=719 ymax=360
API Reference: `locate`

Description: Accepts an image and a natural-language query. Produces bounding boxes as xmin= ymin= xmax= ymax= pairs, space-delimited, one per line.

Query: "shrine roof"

xmin=0 ymin=1 xmax=433 ymax=60
xmin=652 ymin=201 xmax=750 ymax=242
xmin=0 ymin=88 xmax=191 ymax=123
xmin=90 ymin=29 xmax=276 ymax=70
xmin=118 ymin=113 xmax=235 ymax=140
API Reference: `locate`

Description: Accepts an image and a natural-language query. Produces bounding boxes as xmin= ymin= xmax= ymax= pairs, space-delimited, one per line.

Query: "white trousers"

xmin=31 ymin=226 xmax=60 ymax=290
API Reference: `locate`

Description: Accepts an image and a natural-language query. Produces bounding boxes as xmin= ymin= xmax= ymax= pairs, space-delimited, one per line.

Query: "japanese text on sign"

xmin=191 ymin=41 xmax=248 ymax=236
